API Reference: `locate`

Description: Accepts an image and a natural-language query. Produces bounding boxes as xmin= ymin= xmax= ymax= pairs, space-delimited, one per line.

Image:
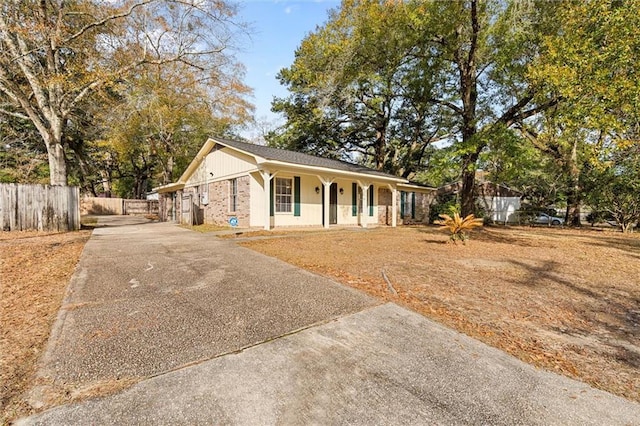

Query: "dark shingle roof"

xmin=212 ymin=137 xmax=402 ymax=180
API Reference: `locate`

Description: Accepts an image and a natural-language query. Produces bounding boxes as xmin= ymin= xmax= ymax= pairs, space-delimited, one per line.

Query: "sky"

xmin=234 ymin=0 xmax=340 ymax=138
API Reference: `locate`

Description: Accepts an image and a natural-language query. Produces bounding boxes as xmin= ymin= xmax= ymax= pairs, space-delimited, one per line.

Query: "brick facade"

xmin=377 ymin=188 xmax=393 ymax=225
xmin=203 ymin=175 xmax=251 ymax=227
xmin=402 ymin=191 xmax=433 ymax=224
xmin=377 ymin=187 xmax=434 ymax=225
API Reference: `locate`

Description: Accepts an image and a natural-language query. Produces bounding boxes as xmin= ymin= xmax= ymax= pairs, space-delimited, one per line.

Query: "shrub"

xmin=435 ymin=213 xmax=484 ymax=244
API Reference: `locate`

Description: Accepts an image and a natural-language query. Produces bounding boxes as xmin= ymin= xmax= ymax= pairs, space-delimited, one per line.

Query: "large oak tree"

xmin=0 ymin=0 xmax=247 ymax=186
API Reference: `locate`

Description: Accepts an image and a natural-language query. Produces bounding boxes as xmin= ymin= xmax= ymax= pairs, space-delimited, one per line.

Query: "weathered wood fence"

xmin=81 ymin=197 xmax=159 ymax=216
xmin=0 ymin=183 xmax=80 ymax=232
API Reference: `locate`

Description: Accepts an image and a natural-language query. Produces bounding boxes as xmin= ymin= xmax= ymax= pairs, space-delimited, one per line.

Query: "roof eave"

xmin=154 ymin=182 xmax=185 ymax=193
xmin=398 ymin=182 xmax=437 ymax=191
xmin=259 ymin=159 xmax=407 ymax=183
xmin=210 ymin=136 xmax=264 ymax=162
xmin=153 ymin=138 xmax=217 ymax=193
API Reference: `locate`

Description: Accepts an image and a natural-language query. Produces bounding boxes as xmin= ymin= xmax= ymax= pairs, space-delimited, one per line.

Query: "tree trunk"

xmin=460 ymin=152 xmax=479 ymax=217
xmin=565 ymin=138 xmax=581 ymax=226
xmin=46 ymin=142 xmax=67 ymax=186
xmin=99 ymin=170 xmax=112 ymax=197
xmin=162 ymin=156 xmax=174 ymax=185
xmin=457 ymin=0 xmax=479 ymax=218
xmin=374 ymin=128 xmax=386 ymax=170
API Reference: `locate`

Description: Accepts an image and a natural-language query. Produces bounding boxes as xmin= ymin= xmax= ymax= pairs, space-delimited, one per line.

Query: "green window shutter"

xmin=269 ymin=178 xmax=274 ymax=216
xmin=411 ymin=192 xmax=416 ymax=219
xmin=294 ymin=176 xmax=301 ymax=216
xmin=351 ymin=182 xmax=357 ymax=216
xmin=400 ymin=191 xmax=405 ymax=217
xmin=368 ymin=185 xmax=374 ymax=216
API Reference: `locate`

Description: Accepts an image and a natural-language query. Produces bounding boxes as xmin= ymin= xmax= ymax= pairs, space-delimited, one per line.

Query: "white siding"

xmin=270 ymin=176 xmax=364 ymax=227
xmin=209 ymin=147 xmax=257 ymax=179
xmin=340 ymin=179 xmax=359 ymax=226
xmin=481 ymin=196 xmax=521 ymax=223
xmin=250 ymin=172 xmax=265 ymax=227
xmin=185 ymin=147 xmax=257 ymax=187
xmin=271 ymin=174 xmax=322 ymax=227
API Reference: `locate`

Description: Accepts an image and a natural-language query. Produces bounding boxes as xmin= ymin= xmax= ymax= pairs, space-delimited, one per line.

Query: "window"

xmin=275 ymin=177 xmax=292 ymax=213
xmin=230 ymin=178 xmax=238 ymax=212
xmin=401 ymin=191 xmax=415 ymax=219
xmin=200 ymin=184 xmax=209 ymax=205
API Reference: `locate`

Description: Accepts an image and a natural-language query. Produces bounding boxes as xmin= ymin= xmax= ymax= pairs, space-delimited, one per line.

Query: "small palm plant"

xmin=435 ymin=213 xmax=484 ymax=244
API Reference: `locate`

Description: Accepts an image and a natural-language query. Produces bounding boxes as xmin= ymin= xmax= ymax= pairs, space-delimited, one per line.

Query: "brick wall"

xmin=377 ymin=188 xmax=393 ymax=225
xmin=401 ymin=191 xmax=434 ymax=224
xmin=377 ymin=188 xmax=434 ymax=225
xmin=204 ymin=175 xmax=251 ymax=227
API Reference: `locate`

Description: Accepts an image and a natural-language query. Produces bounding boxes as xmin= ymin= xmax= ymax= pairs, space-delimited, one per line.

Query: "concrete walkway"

xmin=19 ymin=217 xmax=640 ymax=425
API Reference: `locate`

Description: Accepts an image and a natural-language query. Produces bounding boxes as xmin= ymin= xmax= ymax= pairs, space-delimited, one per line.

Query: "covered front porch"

xmin=256 ymin=168 xmax=402 ymax=231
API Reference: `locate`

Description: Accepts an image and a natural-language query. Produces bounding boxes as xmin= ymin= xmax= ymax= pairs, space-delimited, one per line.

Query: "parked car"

xmin=535 ymin=213 xmax=564 ymax=226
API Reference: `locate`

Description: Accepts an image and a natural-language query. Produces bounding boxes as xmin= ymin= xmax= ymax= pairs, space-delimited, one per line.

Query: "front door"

xmin=322 ymin=183 xmax=338 ymax=225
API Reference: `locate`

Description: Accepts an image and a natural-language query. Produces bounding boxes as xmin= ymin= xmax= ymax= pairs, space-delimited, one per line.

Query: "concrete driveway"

xmin=19 ymin=217 xmax=640 ymax=425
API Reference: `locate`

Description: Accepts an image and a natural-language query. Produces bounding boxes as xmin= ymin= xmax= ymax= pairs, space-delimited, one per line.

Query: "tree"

xmin=271 ymin=0 xmax=446 ymax=175
xmin=584 ymin=141 xmax=640 ymax=233
xmin=409 ymin=0 xmax=560 ymax=216
xmin=272 ymin=0 xmax=559 ymax=214
xmin=0 ymin=0 xmax=247 ymax=185
xmin=0 ymin=115 xmax=49 ymax=183
xmin=101 ymin=62 xmax=252 ymax=198
xmin=525 ymin=0 xmax=640 ymax=225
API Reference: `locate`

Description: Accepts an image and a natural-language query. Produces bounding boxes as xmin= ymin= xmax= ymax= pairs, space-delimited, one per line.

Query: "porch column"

xmin=317 ymin=176 xmax=334 ymax=229
xmin=261 ymin=170 xmax=273 ymax=230
xmin=322 ymin=180 xmax=332 ymax=229
xmin=388 ymin=184 xmax=397 ymax=227
xmin=360 ymin=183 xmax=370 ymax=228
xmin=176 ymin=190 xmax=183 ymax=224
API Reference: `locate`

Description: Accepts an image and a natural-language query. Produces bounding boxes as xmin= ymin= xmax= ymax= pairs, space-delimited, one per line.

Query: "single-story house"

xmin=154 ymin=137 xmax=435 ymax=230
xmin=438 ymin=179 xmax=522 ymax=224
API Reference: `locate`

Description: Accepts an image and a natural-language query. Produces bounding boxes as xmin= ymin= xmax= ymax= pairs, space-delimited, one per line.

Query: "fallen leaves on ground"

xmin=0 ymin=230 xmax=90 ymax=423
xmin=240 ymin=225 xmax=640 ymax=403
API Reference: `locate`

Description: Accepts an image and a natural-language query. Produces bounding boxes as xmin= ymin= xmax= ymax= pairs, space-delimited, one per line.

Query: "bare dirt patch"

xmin=0 ymin=230 xmax=90 ymax=424
xmin=240 ymin=225 xmax=640 ymax=402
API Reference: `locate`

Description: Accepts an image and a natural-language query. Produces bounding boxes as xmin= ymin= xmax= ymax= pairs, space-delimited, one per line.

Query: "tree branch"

xmin=0 ymin=108 xmax=30 ymax=120
xmin=63 ymin=0 xmax=158 ymax=46
xmin=428 ymin=98 xmax=463 ymax=115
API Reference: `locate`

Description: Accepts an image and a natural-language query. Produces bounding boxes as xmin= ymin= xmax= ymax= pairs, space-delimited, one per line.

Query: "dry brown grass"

xmin=0 ymin=230 xmax=90 ymax=424
xmin=241 ymin=225 xmax=640 ymax=402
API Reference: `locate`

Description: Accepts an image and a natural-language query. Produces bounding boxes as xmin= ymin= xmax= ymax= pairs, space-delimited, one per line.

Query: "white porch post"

xmin=388 ymin=184 xmax=397 ymax=227
xmin=322 ymin=180 xmax=331 ymax=229
xmin=360 ymin=183 xmax=369 ymax=228
xmin=317 ymin=176 xmax=334 ymax=229
xmin=261 ymin=170 xmax=272 ymax=230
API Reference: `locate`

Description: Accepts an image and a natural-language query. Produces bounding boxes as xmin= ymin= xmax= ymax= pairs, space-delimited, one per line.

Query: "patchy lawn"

xmin=240 ymin=225 xmax=640 ymax=403
xmin=0 ymin=230 xmax=90 ymax=424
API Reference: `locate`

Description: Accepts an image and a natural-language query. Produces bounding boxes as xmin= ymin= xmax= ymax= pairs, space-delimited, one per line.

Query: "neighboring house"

xmin=438 ymin=180 xmax=522 ymax=224
xmin=154 ymin=137 xmax=435 ymax=229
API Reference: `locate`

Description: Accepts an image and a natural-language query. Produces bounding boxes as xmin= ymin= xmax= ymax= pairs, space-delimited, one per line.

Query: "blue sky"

xmin=235 ymin=0 xmax=340 ymax=133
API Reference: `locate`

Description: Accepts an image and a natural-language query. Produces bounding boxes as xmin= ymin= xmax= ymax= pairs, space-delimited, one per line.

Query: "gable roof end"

xmin=211 ymin=137 xmax=402 ymax=180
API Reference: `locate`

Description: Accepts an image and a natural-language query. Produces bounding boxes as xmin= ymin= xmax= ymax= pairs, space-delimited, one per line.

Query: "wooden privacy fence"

xmin=81 ymin=197 xmax=159 ymax=216
xmin=123 ymin=199 xmax=159 ymax=215
xmin=0 ymin=183 xmax=80 ymax=232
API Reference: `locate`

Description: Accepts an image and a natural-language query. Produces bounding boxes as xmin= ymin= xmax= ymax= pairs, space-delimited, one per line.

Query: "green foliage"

xmin=0 ymin=0 xmax=252 ymax=186
xmin=530 ymin=1 xmax=640 ymax=135
xmin=0 ymin=118 xmax=50 ymax=184
xmin=583 ymin=142 xmax=640 ymax=232
xmin=273 ymin=0 xmax=561 ymax=215
xmin=429 ymin=194 xmax=460 ymax=224
xmin=270 ymin=0 xmax=446 ymax=174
